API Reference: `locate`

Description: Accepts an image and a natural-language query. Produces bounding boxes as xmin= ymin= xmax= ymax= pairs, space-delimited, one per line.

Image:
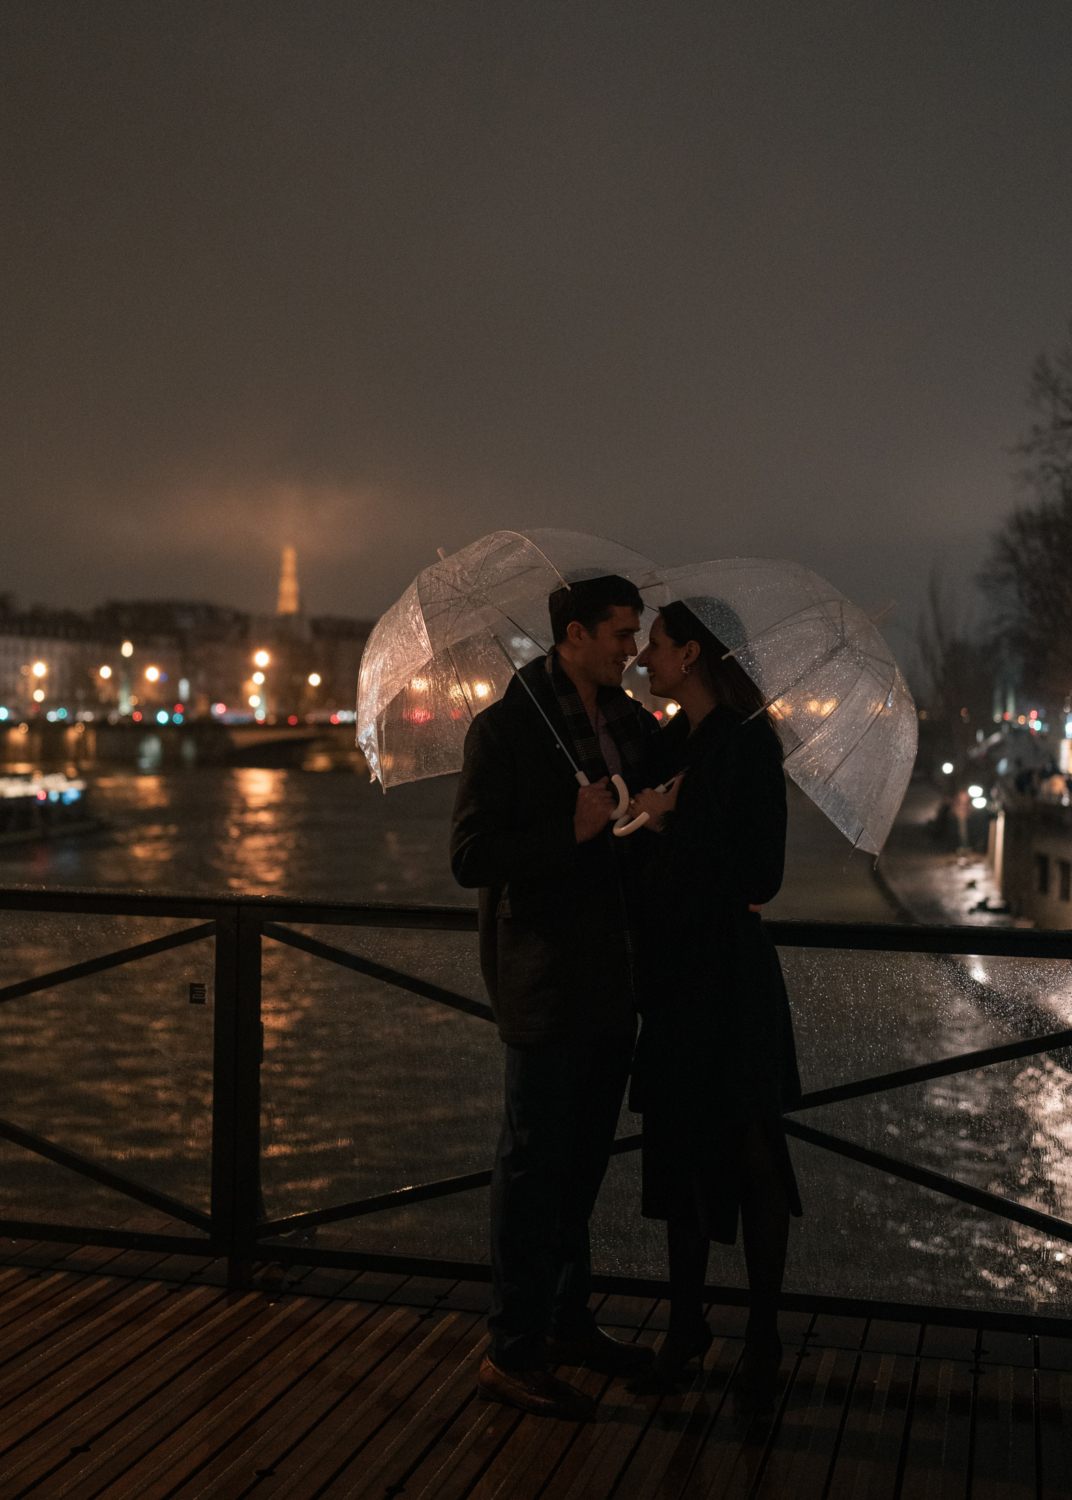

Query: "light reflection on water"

xmin=0 ymin=768 xmax=1069 ymax=1315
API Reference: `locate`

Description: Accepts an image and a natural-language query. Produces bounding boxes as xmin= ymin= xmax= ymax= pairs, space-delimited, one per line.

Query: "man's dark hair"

xmin=548 ymin=574 xmax=643 ymax=645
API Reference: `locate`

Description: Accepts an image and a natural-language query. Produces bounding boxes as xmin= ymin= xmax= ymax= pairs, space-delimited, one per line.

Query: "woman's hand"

xmin=627 ymin=776 xmax=682 ymax=833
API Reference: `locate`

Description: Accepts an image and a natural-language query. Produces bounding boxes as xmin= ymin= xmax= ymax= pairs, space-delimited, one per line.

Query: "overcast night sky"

xmin=3 ymin=1 xmax=1071 ymax=659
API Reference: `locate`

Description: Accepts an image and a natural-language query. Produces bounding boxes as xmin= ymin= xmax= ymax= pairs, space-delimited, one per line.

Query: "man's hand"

xmin=574 ymin=778 xmax=617 ymax=842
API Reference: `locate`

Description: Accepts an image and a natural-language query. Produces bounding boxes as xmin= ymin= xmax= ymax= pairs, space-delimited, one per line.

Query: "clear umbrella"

xmin=357 ymin=529 xmax=662 ymax=790
xmin=659 ymin=558 xmax=917 ymax=855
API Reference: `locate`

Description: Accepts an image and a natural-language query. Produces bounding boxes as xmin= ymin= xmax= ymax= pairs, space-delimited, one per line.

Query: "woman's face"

xmin=636 ymin=613 xmax=690 ymax=699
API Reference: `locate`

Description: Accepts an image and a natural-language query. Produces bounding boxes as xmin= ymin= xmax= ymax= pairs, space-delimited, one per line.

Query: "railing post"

xmin=210 ymin=902 xmax=263 ymax=1288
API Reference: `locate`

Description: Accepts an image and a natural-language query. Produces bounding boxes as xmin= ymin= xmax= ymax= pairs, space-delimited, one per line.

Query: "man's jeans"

xmin=488 ymin=1032 xmax=635 ymax=1372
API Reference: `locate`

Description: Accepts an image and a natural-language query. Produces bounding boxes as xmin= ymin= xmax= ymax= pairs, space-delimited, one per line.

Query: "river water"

xmin=0 ymin=765 xmax=1069 ymax=1320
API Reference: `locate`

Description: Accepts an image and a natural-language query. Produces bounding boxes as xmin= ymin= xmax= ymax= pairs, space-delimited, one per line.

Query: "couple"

xmin=450 ymin=573 xmax=803 ymax=1420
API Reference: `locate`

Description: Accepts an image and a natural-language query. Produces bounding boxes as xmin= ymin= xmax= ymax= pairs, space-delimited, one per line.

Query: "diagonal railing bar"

xmin=0 ymin=922 xmax=217 ymax=1007
xmin=257 ymin=1133 xmax=645 ymax=1236
xmin=0 ymin=1115 xmax=212 ymax=1233
xmin=794 ymin=1026 xmax=1072 ymax=1111
xmin=258 ymin=1168 xmax=495 ymax=1235
xmin=784 ymin=1117 xmax=1072 ymax=1243
xmin=262 ymin=921 xmax=495 ymax=1023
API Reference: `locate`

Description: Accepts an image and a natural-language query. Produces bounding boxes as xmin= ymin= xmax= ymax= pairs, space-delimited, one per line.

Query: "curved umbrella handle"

xmin=610 ymin=774 xmax=631 ymax=818
xmin=612 ymin=780 xmax=670 ymax=838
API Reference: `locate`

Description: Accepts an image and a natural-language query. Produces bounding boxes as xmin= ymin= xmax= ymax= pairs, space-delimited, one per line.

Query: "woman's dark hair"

xmin=659 ymin=599 xmax=775 ymax=730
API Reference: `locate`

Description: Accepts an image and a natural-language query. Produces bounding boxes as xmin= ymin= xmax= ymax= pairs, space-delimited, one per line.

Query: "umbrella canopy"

xmin=659 ymin=558 xmax=916 ymax=855
xmin=357 ymin=529 xmax=661 ymax=788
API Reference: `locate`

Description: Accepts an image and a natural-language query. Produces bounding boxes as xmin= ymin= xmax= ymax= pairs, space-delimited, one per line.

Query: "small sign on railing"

xmin=189 ymin=982 xmax=207 ymax=1005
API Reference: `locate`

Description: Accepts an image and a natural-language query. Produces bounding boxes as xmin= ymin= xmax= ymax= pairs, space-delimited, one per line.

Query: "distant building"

xmin=0 ymin=554 xmax=375 ymax=724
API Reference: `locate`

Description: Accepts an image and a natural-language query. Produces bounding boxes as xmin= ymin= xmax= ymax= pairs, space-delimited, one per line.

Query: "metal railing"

xmin=1 ymin=888 xmax=1071 ymax=1336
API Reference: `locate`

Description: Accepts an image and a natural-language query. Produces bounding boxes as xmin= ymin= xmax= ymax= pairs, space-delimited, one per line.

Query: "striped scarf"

xmin=518 ymin=651 xmax=653 ymax=787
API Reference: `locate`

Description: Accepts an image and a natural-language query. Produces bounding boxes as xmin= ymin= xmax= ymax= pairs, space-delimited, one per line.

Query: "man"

xmin=451 ymin=574 xmax=659 ymax=1420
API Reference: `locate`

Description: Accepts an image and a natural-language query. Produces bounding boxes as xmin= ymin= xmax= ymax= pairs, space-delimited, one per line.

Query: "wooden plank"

xmin=51 ymin=1294 xmax=347 ymax=1499
xmin=824 ymin=1352 xmax=915 ymax=1500
xmin=898 ymin=1357 xmax=974 ymax=1500
xmin=98 ymin=1299 xmax=420 ymax=1500
xmin=0 ymin=1277 xmax=174 ymax=1411
xmin=245 ymin=1311 xmax=482 ymax=1500
xmin=330 ymin=1323 xmax=490 ymax=1500
xmin=404 ymin=1391 xmax=523 ymax=1500
xmin=1039 ymin=1369 xmax=1072 ymax=1500
xmin=431 ymin=1352 xmax=602 ymax=1500
xmin=971 ymin=1362 xmax=1036 ymax=1499
xmin=175 ymin=1304 xmax=425 ymax=1500
xmin=0 ymin=1288 xmax=270 ymax=1493
xmin=668 ymin=1347 xmax=797 ymax=1500
xmin=608 ymin=1336 xmax=742 ymax=1500
xmin=754 ymin=1344 xmax=856 ymax=1498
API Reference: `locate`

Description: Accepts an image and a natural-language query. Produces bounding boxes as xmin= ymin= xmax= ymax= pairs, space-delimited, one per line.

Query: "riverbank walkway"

xmin=1 ymin=1236 xmax=1069 ymax=1498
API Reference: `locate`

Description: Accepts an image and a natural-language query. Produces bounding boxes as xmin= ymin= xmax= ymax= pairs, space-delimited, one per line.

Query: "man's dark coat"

xmin=450 ymin=661 xmax=657 ymax=1047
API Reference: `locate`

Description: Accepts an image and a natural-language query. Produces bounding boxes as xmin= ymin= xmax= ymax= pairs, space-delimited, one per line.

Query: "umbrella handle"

xmin=610 ymin=774 xmax=631 ymax=818
xmin=612 ymin=780 xmax=669 ymax=838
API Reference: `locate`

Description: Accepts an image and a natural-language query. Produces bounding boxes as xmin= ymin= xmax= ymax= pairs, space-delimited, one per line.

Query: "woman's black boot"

xmin=735 ymin=1319 xmax=782 ymax=1409
xmin=628 ymin=1321 xmax=714 ymax=1394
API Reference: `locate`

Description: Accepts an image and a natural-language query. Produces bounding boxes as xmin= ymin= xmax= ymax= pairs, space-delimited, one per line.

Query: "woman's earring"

xmin=681 ymin=662 xmax=691 ymax=676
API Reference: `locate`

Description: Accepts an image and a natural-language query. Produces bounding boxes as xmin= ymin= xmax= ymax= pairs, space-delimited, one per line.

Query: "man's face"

xmin=568 ymin=606 xmax=641 ymax=688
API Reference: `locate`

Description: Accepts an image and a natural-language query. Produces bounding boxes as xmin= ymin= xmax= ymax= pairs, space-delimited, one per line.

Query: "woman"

xmin=627 ymin=601 xmax=803 ymax=1402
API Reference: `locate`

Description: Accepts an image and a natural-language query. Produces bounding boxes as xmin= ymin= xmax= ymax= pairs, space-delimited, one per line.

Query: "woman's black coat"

xmin=631 ymin=705 xmax=803 ymax=1244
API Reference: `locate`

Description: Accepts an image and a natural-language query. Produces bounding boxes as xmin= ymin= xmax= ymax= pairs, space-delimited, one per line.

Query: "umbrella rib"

xmin=490 ymin=634 xmax=583 ymax=779
xmin=719 ymin=596 xmax=842 ymax=662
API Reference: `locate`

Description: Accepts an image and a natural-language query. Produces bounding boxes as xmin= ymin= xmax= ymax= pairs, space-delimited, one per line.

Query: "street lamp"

xmin=31 ymin=662 xmax=47 ymax=678
xmin=308 ymin=673 xmax=321 ymax=687
xmin=121 ymin=641 xmax=133 ymax=658
xmin=145 ymin=666 xmax=160 ymax=682
xmin=254 ymin=650 xmax=270 ymax=668
xmin=99 ymin=665 xmax=112 ymax=680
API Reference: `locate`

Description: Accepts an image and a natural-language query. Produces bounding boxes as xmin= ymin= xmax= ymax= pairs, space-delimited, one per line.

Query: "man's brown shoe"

xmin=477 ymin=1356 xmax=597 ymax=1420
xmin=546 ymin=1327 xmax=656 ymax=1377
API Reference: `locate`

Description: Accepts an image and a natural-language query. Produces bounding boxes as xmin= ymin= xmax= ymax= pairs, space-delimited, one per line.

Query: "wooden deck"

xmin=0 ymin=1237 xmax=1070 ymax=1498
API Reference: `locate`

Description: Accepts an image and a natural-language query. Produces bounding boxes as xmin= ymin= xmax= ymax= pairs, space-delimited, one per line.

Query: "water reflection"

xmin=0 ymin=768 xmax=1069 ymax=1316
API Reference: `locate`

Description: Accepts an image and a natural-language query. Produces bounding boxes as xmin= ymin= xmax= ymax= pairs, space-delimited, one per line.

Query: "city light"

xmin=972 ymin=796 xmax=988 ymax=810
xmin=213 ymin=703 xmax=227 ymax=715
xmin=308 ymin=673 xmax=321 ymax=687
xmin=252 ymin=671 xmax=265 ymax=685
xmin=145 ymin=666 xmax=160 ymax=682
xmin=941 ymin=762 xmax=954 ymax=774
xmin=248 ymin=695 xmax=260 ymax=708
xmin=121 ymin=641 xmax=133 ymax=657
xmin=32 ymin=689 xmax=44 ymax=702
xmin=99 ymin=665 xmax=112 ymax=679
xmin=968 ymin=785 xmax=983 ymax=797
xmin=253 ymin=650 xmax=270 ymax=668
xmin=156 ymin=710 xmax=169 ymax=725
xmin=666 ymin=702 xmax=679 ymax=717
xmin=31 ymin=661 xmax=47 ymax=677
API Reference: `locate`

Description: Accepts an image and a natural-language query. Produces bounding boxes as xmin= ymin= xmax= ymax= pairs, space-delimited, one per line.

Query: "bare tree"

xmin=916 ymin=566 xmax=995 ymax=768
xmin=980 ymin=322 xmax=1072 ymax=704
